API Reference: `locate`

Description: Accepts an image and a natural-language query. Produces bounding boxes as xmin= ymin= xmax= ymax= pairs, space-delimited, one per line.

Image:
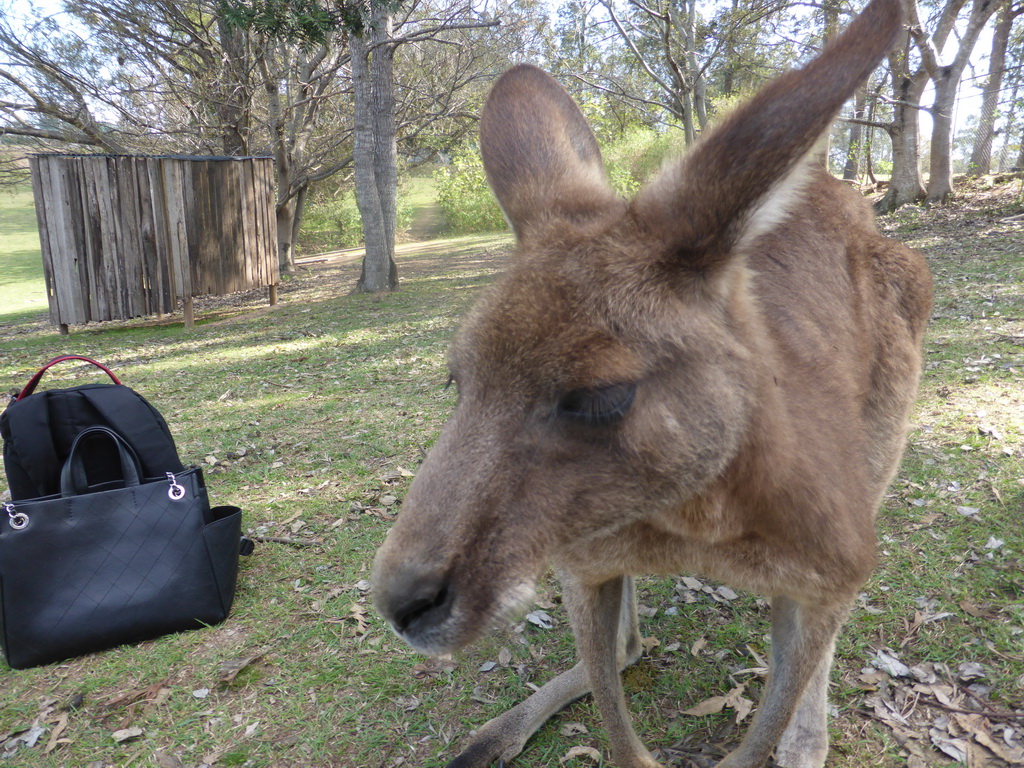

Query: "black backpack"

xmin=1 ymin=356 xmax=185 ymax=500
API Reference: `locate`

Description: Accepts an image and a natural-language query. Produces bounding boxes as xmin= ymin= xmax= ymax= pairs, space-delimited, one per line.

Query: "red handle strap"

xmin=16 ymin=355 xmax=121 ymax=401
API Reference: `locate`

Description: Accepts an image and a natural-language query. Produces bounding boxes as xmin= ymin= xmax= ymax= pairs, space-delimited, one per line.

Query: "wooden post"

xmin=183 ymin=295 xmax=195 ymax=328
xmin=269 ymin=283 xmax=278 ymax=305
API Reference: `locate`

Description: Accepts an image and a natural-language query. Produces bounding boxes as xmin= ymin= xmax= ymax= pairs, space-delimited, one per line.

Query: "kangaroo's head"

xmin=372 ymin=0 xmax=902 ymax=655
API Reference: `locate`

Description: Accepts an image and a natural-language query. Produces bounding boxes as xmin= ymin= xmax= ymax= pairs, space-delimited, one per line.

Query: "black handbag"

xmin=0 ymin=426 xmax=242 ymax=669
xmin=2 ymin=355 xmax=184 ymax=501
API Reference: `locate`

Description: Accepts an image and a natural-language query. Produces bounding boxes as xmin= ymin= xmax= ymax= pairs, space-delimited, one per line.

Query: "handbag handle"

xmin=16 ymin=355 xmax=122 ymax=401
xmin=59 ymin=426 xmax=142 ymax=497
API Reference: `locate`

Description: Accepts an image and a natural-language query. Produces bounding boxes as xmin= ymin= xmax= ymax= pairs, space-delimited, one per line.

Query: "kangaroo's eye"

xmin=557 ymin=383 xmax=637 ymax=425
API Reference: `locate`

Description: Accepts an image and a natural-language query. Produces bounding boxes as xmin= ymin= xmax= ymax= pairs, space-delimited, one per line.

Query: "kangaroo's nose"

xmin=373 ymin=565 xmax=454 ymax=639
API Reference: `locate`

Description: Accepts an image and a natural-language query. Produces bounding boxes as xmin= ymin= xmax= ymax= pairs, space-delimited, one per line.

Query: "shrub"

xmin=601 ymin=127 xmax=685 ymax=196
xmin=303 ymin=186 xmax=416 ymax=251
xmin=433 ymin=128 xmax=685 ymax=236
xmin=434 ymin=145 xmax=507 ymax=234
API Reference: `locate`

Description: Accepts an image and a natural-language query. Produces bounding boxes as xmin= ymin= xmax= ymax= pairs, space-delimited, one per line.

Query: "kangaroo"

xmin=371 ymin=0 xmax=932 ymax=765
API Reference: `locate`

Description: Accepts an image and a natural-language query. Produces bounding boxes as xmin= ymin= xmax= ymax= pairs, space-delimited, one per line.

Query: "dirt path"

xmin=404 ymin=198 xmax=447 ymax=242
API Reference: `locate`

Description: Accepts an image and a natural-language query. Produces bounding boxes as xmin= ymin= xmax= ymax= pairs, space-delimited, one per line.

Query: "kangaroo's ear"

xmin=632 ymin=0 xmax=902 ymax=274
xmin=480 ymin=64 xmax=619 ymax=239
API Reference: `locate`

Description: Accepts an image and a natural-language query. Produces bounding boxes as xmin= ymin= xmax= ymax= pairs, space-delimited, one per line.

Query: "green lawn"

xmin=0 ymin=186 xmax=48 ymax=319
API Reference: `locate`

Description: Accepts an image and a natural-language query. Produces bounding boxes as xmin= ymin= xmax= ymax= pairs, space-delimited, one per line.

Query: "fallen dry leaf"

xmin=726 ymin=685 xmax=755 ymax=723
xmin=560 ymin=745 xmax=602 ymax=763
xmin=412 ymin=657 xmax=458 ymax=679
xmin=217 ymin=652 xmax=264 ymax=686
xmin=102 ymin=680 xmax=170 ymax=713
xmin=957 ymin=661 xmax=986 ymax=682
xmin=111 ymin=726 xmax=143 ymax=744
xmin=683 ymin=684 xmax=753 ymax=722
xmin=640 ymin=636 xmax=660 ymax=652
xmin=394 ymin=695 xmax=421 ymax=712
xmin=348 ymin=602 xmax=370 ymax=635
xmin=560 ymin=722 xmax=589 ymax=737
xmin=42 ymin=712 xmax=68 ymax=754
xmin=871 ymin=649 xmax=912 ymax=678
xmin=154 ymin=750 xmax=184 ymax=768
xmin=684 ymin=694 xmax=729 ymax=717
xmin=526 ymin=610 xmax=555 ymax=629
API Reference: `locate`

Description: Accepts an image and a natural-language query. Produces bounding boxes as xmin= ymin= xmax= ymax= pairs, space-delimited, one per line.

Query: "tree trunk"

xmin=216 ymin=16 xmax=251 ymax=156
xmin=923 ymin=0 xmax=1003 ymax=204
xmin=968 ymin=1 xmax=1016 ymax=175
xmin=371 ymin=11 xmax=398 ymax=287
xmin=277 ymin=196 xmax=298 ymax=272
xmin=877 ymin=61 xmax=927 ymax=213
xmin=926 ymin=66 xmax=958 ymax=204
xmin=999 ymin=78 xmax=1024 ymax=171
xmin=842 ymin=86 xmax=866 ymax=181
xmin=291 ymin=183 xmax=308 ymax=256
xmin=684 ymin=0 xmax=707 ymax=133
xmin=352 ymin=4 xmax=399 ymax=294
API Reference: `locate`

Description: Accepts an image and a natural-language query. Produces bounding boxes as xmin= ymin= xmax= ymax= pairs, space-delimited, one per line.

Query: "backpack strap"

xmin=2 ymin=391 xmax=58 ymax=495
xmin=78 ymin=386 xmax=184 ymax=474
xmin=16 ymin=356 xmax=121 ymax=401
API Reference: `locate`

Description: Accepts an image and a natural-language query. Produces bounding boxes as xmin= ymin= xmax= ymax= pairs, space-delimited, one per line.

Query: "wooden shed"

xmin=29 ymin=154 xmax=279 ymax=333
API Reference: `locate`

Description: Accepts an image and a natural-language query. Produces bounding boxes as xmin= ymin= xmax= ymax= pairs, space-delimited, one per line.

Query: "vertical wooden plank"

xmin=249 ymin=158 xmax=265 ymax=290
xmin=29 ymin=156 xmax=60 ymax=326
xmin=117 ymin=156 xmax=144 ymax=318
xmin=186 ymin=158 xmax=205 ymax=298
xmin=208 ymin=159 xmax=226 ymax=295
xmin=256 ymin=158 xmax=279 ymax=291
xmin=270 ymin=160 xmax=280 ymax=284
xmin=49 ymin=155 xmax=88 ymax=325
xmin=165 ymin=157 xmax=192 ymax=305
xmin=112 ymin=156 xmax=129 ymax=317
xmin=147 ymin=159 xmax=171 ymax=315
xmin=238 ymin=159 xmax=253 ymax=289
xmin=232 ymin=160 xmax=245 ymax=293
xmin=222 ymin=159 xmax=240 ymax=294
xmin=85 ymin=156 xmax=105 ymax=320
xmin=194 ymin=158 xmax=206 ymax=296
xmin=89 ymin=156 xmax=116 ymax=321
xmin=265 ymin=158 xmax=280 ymax=287
xmin=206 ymin=159 xmax=224 ymax=295
xmin=67 ymin=156 xmax=92 ymax=322
xmin=136 ymin=157 xmax=156 ymax=315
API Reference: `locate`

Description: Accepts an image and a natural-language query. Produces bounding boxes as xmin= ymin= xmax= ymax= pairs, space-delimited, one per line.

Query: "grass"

xmin=0 ymin=174 xmax=1022 ymax=768
xmin=0 ymin=186 xmax=47 ymax=316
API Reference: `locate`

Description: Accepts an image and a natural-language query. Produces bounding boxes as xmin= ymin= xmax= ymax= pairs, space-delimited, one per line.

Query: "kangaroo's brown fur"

xmin=371 ymin=0 xmax=932 ymax=765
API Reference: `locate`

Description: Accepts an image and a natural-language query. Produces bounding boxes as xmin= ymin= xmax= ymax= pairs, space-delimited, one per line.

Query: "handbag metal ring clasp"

xmin=166 ymin=472 xmax=187 ymax=501
xmin=4 ymin=502 xmax=29 ymax=530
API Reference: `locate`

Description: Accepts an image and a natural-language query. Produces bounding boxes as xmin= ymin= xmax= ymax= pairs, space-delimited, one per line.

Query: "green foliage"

xmin=433 ymin=128 xmax=684 ymax=237
xmin=302 ymin=185 xmax=415 ymax=250
xmin=329 ymin=192 xmax=366 ymax=248
xmin=219 ymin=0 xmax=342 ymax=43
xmin=220 ymin=0 xmax=410 ymax=41
xmin=601 ymin=126 xmax=685 ymax=196
xmin=434 ymin=146 xmax=506 ymax=234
